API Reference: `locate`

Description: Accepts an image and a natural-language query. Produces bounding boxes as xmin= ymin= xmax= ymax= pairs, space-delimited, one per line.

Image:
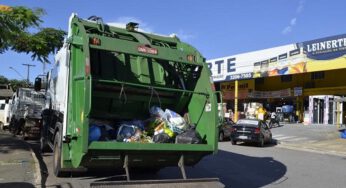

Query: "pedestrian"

xmin=228 ymin=109 xmax=234 ymax=121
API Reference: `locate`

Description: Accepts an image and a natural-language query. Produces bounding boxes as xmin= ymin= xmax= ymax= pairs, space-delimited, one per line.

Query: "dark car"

xmin=230 ymin=119 xmax=272 ymax=147
xmin=218 ymin=119 xmax=234 ymax=141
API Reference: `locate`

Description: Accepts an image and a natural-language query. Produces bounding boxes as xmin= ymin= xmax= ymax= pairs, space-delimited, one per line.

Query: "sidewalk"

xmin=0 ymin=132 xmax=38 ymax=188
xmin=275 ymin=123 xmax=346 ymax=157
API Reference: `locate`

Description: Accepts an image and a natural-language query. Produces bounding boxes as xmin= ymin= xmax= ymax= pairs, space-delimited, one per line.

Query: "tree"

xmin=0 ymin=75 xmax=28 ymax=91
xmin=0 ymin=75 xmax=9 ymax=84
xmin=0 ymin=5 xmax=66 ymax=63
xmin=9 ymin=79 xmax=28 ymax=91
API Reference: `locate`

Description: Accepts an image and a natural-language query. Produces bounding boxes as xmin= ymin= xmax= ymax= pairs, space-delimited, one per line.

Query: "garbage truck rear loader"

xmin=37 ymin=14 xmax=222 ymax=187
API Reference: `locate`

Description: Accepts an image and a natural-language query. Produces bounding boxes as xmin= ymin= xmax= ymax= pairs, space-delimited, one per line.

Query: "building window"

xmin=255 ymin=78 xmax=264 ymax=85
xmin=281 ymin=75 xmax=292 ymax=82
xmin=311 ymin=71 xmax=325 ymax=80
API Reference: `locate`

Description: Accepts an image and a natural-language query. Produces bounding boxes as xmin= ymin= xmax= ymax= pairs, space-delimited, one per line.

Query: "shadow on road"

xmin=0 ymin=182 xmax=35 ymax=188
xmin=24 ymin=137 xmax=286 ymax=188
xmin=73 ymin=149 xmax=287 ymax=188
xmin=157 ymin=150 xmax=287 ymax=188
xmin=234 ymin=139 xmax=279 ymax=148
xmin=0 ymin=132 xmax=30 ymax=154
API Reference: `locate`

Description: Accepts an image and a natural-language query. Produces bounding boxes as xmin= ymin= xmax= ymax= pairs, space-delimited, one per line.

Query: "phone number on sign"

xmin=228 ymin=73 xmax=253 ymax=80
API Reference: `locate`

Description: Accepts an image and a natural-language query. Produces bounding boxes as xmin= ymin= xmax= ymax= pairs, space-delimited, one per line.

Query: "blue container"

xmin=89 ymin=125 xmax=102 ymax=142
xmin=282 ymin=105 xmax=293 ymax=113
xmin=340 ymin=129 xmax=346 ymax=139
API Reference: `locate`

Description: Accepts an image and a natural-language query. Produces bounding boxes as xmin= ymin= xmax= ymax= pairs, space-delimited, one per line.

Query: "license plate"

xmin=239 ymin=135 xmax=248 ymax=139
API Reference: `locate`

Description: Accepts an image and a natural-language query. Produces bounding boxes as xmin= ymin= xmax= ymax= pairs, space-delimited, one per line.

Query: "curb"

xmin=21 ymin=139 xmax=42 ymax=188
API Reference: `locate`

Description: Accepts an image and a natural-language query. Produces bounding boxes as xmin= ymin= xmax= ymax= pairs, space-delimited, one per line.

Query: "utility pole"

xmin=22 ymin=64 xmax=36 ymax=84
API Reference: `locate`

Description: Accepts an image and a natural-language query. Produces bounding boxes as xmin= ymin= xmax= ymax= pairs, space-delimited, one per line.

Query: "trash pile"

xmin=89 ymin=106 xmax=203 ymax=144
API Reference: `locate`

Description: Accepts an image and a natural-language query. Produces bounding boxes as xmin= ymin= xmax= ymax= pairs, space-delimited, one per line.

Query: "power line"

xmin=22 ymin=64 xmax=36 ymax=83
xmin=9 ymin=66 xmax=25 ymax=80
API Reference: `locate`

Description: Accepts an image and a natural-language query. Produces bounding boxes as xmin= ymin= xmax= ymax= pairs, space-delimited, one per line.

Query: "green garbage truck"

xmin=35 ymin=14 xmax=222 ymax=187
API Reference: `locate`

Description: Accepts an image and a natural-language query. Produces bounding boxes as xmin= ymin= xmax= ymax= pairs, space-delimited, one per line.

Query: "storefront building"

xmin=207 ymin=33 xmax=346 ymax=125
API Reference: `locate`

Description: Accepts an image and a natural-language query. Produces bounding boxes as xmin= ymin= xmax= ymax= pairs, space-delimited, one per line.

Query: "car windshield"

xmin=236 ymin=119 xmax=259 ymax=127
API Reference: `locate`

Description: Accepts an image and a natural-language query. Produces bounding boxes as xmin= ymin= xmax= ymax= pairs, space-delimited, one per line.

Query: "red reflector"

xmin=90 ymin=37 xmax=101 ymax=45
xmin=231 ymin=127 xmax=237 ymax=132
xmin=211 ymin=83 xmax=215 ymax=91
xmin=187 ymin=55 xmax=195 ymax=62
xmin=254 ymin=128 xmax=260 ymax=134
xmin=138 ymin=45 xmax=158 ymax=55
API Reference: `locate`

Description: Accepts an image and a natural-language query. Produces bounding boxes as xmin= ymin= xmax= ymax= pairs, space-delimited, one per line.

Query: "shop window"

xmin=311 ymin=71 xmax=324 ymax=80
xmin=281 ymin=75 xmax=292 ymax=82
xmin=255 ymin=78 xmax=264 ymax=85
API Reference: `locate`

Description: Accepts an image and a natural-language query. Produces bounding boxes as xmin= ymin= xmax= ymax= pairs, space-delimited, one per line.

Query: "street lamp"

xmin=9 ymin=66 xmax=25 ymax=80
xmin=9 ymin=66 xmax=30 ymax=87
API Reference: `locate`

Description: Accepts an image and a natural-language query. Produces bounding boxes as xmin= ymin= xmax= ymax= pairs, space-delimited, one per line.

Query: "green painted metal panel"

xmin=88 ymin=34 xmax=201 ymax=65
xmin=187 ymin=64 xmax=218 ymax=153
xmin=88 ymin=142 xmax=213 ymax=151
xmin=64 ymin=17 xmax=92 ymax=168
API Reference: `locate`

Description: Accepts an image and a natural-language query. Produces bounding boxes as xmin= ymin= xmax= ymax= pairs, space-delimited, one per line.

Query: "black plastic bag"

xmin=175 ymin=125 xmax=202 ymax=144
xmin=153 ymin=133 xmax=171 ymax=143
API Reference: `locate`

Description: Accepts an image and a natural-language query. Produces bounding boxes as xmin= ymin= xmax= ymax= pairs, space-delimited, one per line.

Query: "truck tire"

xmin=218 ymin=132 xmax=224 ymax=142
xmin=40 ymin=129 xmax=50 ymax=153
xmin=40 ymin=117 xmax=51 ymax=153
xmin=9 ymin=117 xmax=15 ymax=134
xmin=53 ymin=131 xmax=69 ymax=177
xmin=258 ymin=135 xmax=264 ymax=147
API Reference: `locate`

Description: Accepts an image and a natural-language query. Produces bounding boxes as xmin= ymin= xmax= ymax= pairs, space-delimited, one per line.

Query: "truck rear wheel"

xmin=53 ymin=132 xmax=69 ymax=177
xmin=40 ymin=118 xmax=50 ymax=153
xmin=218 ymin=132 xmax=224 ymax=142
xmin=40 ymin=131 xmax=50 ymax=153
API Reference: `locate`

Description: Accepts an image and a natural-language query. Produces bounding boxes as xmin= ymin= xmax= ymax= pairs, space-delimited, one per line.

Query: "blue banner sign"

xmin=302 ymin=34 xmax=346 ymax=60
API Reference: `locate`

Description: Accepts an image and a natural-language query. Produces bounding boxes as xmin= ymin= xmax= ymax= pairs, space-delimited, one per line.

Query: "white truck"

xmin=0 ymin=99 xmax=11 ymax=130
xmin=9 ymin=88 xmax=45 ymax=138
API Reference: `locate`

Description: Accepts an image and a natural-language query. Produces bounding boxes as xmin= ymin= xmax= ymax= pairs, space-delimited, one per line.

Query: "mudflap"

xmin=90 ymin=178 xmax=224 ymax=188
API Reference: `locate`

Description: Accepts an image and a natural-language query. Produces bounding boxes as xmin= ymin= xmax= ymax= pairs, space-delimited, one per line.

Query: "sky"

xmin=1 ymin=0 xmax=346 ymax=82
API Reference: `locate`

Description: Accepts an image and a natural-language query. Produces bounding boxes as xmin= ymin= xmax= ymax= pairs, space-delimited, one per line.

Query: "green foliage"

xmin=0 ymin=75 xmax=28 ymax=91
xmin=0 ymin=75 xmax=9 ymax=84
xmin=0 ymin=5 xmax=66 ymax=63
xmin=13 ymin=28 xmax=66 ymax=62
xmin=9 ymin=79 xmax=29 ymax=91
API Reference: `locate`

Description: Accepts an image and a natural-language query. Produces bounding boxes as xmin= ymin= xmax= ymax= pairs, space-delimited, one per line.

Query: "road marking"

xmin=273 ymin=135 xmax=296 ymax=140
xmin=272 ymin=134 xmax=284 ymax=138
xmin=274 ymin=136 xmax=297 ymax=140
xmin=287 ymin=137 xmax=308 ymax=142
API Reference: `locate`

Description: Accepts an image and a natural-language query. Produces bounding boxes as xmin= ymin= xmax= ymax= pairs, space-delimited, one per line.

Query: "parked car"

xmin=218 ymin=118 xmax=234 ymax=141
xmin=230 ymin=119 xmax=272 ymax=147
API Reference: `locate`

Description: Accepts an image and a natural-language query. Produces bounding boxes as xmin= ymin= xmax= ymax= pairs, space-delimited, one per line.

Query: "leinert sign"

xmin=302 ymin=34 xmax=346 ymax=60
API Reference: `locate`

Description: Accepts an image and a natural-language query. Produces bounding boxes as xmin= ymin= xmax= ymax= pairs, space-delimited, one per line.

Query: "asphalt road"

xmin=27 ymin=135 xmax=346 ymax=188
